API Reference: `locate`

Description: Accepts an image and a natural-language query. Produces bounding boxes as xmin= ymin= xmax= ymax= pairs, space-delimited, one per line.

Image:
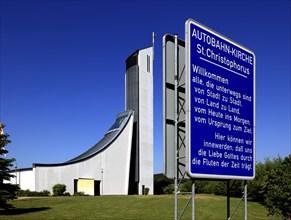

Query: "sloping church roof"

xmin=33 ymin=110 xmax=133 ymax=167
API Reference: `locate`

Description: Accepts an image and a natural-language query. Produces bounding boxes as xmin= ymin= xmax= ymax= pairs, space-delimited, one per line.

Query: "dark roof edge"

xmin=9 ymin=167 xmax=33 ymax=172
xmin=125 ymin=46 xmax=153 ymax=63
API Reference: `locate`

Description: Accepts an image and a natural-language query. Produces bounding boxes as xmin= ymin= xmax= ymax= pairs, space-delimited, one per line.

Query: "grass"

xmin=0 ymin=194 xmax=280 ymax=220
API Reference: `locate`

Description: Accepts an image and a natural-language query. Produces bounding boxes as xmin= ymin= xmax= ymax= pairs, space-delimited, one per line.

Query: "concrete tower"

xmin=125 ymin=46 xmax=154 ymax=195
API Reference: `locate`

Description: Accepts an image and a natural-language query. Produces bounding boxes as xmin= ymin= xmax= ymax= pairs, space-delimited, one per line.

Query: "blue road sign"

xmin=185 ymin=19 xmax=256 ymax=180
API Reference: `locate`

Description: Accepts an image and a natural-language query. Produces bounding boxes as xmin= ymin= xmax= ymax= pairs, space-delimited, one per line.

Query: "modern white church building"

xmin=9 ymin=46 xmax=154 ymax=196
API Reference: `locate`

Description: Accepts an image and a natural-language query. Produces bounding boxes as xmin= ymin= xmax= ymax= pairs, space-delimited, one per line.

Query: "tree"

xmin=249 ymin=156 xmax=291 ymax=219
xmin=0 ymin=124 xmax=19 ymax=210
xmin=263 ymin=155 xmax=291 ymax=219
xmin=248 ymin=161 xmax=267 ymax=202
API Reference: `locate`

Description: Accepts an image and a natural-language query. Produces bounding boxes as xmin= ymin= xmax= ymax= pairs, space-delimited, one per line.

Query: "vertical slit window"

xmin=147 ymin=55 xmax=150 ymax=73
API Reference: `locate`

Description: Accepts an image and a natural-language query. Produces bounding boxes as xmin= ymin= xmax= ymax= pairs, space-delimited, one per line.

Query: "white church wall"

xmin=34 ymin=114 xmax=133 ymax=195
xmin=8 ymin=169 xmax=35 ymax=191
xmin=102 ymin=115 xmax=133 ymax=195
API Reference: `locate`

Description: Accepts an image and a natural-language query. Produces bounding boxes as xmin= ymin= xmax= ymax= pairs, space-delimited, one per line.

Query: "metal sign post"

xmin=174 ymin=34 xmax=179 ymax=220
xmin=244 ymin=180 xmax=248 ymax=220
xmin=163 ymin=33 xmax=188 ymax=220
xmin=164 ymin=33 xmax=192 ymax=220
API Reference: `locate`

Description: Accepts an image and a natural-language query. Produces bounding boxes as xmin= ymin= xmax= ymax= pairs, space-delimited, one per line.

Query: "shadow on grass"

xmin=0 ymin=207 xmax=51 ymax=215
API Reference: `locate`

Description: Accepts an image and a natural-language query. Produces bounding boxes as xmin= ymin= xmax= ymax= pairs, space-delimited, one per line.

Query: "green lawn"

xmin=1 ymin=194 xmax=280 ymax=220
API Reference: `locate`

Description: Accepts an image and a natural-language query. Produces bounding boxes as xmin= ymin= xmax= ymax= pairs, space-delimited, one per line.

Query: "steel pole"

xmin=192 ymin=179 xmax=195 ymax=220
xmin=174 ymin=34 xmax=178 ymax=220
xmin=244 ymin=180 xmax=247 ymax=220
xmin=227 ymin=180 xmax=230 ymax=220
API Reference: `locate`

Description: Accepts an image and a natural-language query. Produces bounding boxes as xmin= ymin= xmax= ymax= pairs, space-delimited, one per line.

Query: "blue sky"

xmin=1 ymin=0 xmax=290 ymax=174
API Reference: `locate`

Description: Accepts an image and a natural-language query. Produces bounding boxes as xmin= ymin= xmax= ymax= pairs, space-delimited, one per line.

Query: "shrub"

xmin=52 ymin=184 xmax=66 ymax=196
xmin=17 ymin=189 xmax=50 ymax=197
xmin=163 ymin=184 xmax=174 ymax=194
xmin=180 ymin=180 xmax=192 ymax=193
xmin=17 ymin=190 xmax=30 ymax=197
xmin=144 ymin=188 xmax=150 ymax=195
xmin=154 ymin=174 xmax=172 ymax=195
xmin=41 ymin=190 xmax=51 ymax=196
xmin=73 ymin=192 xmax=88 ymax=196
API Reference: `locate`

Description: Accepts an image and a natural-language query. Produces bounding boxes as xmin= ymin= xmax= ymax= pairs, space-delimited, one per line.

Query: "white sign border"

xmin=185 ymin=19 xmax=256 ymax=180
